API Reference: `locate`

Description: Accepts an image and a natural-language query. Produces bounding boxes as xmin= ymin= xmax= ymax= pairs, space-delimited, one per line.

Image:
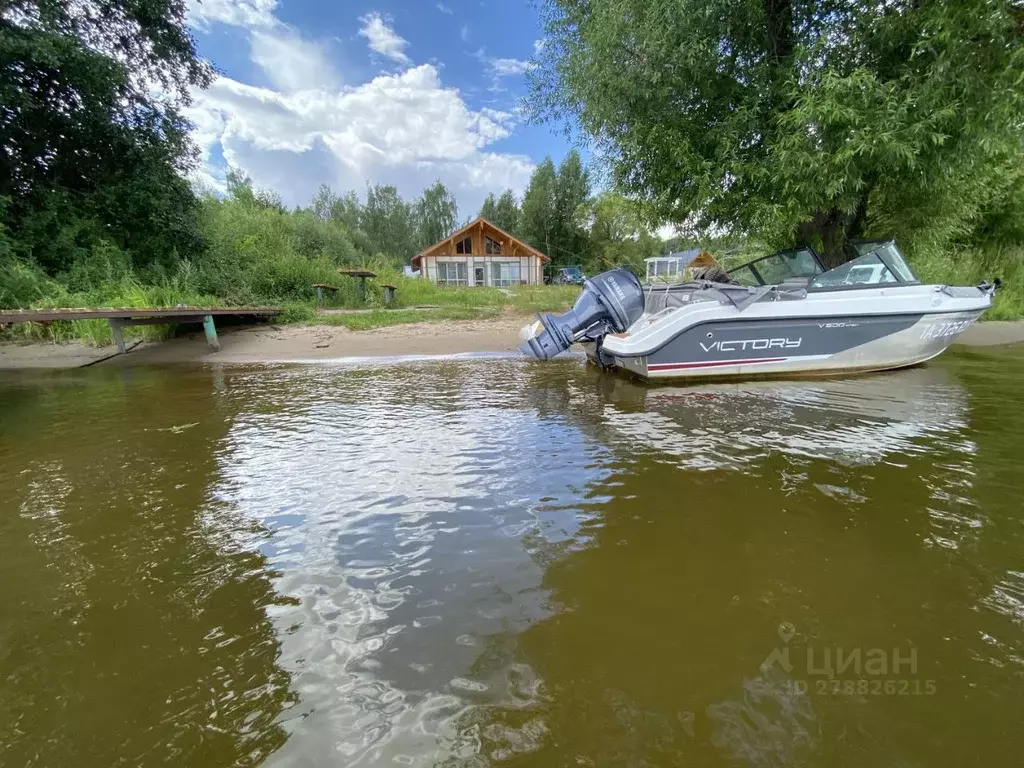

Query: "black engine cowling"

xmin=518 ymin=268 xmax=645 ymax=360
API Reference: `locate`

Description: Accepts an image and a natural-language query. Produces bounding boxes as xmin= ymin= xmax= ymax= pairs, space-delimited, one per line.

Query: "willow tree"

xmin=529 ymin=0 xmax=1024 ymax=265
xmin=1 ymin=0 xmax=212 ymax=274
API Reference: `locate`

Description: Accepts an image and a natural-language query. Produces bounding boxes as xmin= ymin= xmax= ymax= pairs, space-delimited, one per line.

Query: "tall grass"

xmin=908 ymin=243 xmax=1024 ymax=320
xmin=356 ymin=268 xmax=580 ymax=312
xmin=4 ymin=259 xmax=222 ymax=345
xmin=1 ymin=244 xmax=583 ymax=346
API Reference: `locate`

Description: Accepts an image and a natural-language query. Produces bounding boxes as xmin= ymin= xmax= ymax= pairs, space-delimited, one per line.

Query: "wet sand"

xmin=2 ymin=317 xmax=1022 ymax=370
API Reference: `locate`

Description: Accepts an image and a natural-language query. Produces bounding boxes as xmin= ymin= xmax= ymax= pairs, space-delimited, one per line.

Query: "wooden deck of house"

xmin=0 ymin=307 xmax=281 ymax=354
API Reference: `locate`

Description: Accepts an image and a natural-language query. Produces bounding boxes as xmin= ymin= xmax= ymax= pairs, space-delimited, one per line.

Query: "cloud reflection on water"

xmin=199 ymin=356 xmax=1020 ymax=767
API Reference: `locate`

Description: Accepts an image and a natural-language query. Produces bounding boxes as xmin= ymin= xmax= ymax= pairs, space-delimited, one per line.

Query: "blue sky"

xmin=184 ymin=0 xmax=576 ymax=217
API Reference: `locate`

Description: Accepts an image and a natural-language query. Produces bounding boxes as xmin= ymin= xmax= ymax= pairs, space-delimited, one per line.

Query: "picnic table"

xmin=312 ymin=283 xmax=339 ymax=307
xmin=337 ymin=269 xmax=376 ymax=301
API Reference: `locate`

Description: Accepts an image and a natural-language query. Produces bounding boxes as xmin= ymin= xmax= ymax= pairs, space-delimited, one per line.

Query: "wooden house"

xmin=412 ymin=217 xmax=550 ymax=286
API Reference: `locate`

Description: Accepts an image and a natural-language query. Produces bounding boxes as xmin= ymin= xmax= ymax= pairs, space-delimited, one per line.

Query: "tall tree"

xmin=414 ymin=180 xmax=458 ymax=250
xmin=530 ymin=0 xmax=1024 ymax=265
xmin=552 ymin=150 xmax=590 ymax=262
xmin=226 ymin=171 xmax=284 ymax=212
xmin=1 ymin=0 xmax=213 ymax=274
xmin=493 ymin=190 xmax=522 ymax=235
xmin=311 ymin=184 xmax=337 ymax=222
xmin=479 ymin=190 xmax=522 ymax=234
xmin=479 ymin=193 xmax=500 ymax=223
xmin=520 ymin=158 xmax=559 ymax=259
xmin=329 ymin=191 xmax=363 ymax=233
xmin=361 ymin=184 xmax=415 ymax=260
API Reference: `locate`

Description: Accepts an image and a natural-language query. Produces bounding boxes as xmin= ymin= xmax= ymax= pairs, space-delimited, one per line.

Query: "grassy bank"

xmin=0 ymin=260 xmax=578 ymax=345
xmin=4 ymin=237 xmax=1021 ymax=349
xmin=908 ymin=244 xmax=1024 ymax=320
xmin=317 ymin=306 xmax=503 ymax=331
xmin=1 ymin=261 xmax=223 ymax=345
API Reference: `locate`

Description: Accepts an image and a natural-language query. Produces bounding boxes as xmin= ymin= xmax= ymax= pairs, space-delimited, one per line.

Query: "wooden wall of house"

xmin=419 ymin=221 xmax=545 ymax=285
xmin=422 ymin=223 xmax=525 ymax=261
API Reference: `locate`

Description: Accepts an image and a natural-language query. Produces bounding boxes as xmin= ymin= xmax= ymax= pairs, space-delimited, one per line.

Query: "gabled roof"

xmin=411 ymin=217 xmax=550 ymax=267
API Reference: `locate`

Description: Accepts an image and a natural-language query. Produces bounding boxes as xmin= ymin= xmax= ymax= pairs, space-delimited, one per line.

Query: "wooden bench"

xmin=381 ymin=284 xmax=398 ymax=306
xmin=312 ymin=283 xmax=339 ymax=307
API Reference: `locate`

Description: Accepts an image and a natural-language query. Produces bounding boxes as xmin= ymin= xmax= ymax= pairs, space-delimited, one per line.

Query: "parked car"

xmin=546 ymin=265 xmax=586 ymax=285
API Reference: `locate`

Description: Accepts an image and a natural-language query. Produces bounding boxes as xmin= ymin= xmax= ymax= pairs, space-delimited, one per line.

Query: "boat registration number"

xmin=920 ymin=318 xmax=974 ymax=340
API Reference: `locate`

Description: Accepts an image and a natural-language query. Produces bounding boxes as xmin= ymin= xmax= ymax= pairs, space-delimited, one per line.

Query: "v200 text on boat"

xmin=518 ymin=241 xmax=999 ymax=381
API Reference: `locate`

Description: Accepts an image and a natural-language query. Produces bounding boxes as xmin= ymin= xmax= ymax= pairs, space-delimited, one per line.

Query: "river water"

xmin=1 ymin=348 xmax=1023 ymax=767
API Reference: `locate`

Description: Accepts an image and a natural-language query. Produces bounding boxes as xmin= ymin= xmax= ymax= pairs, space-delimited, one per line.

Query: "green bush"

xmin=0 ymin=257 xmax=61 ymax=308
xmin=192 ymin=194 xmax=369 ymax=305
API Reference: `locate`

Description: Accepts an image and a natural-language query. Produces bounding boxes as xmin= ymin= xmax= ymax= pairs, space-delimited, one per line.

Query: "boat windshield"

xmin=726 ymin=247 xmax=825 ymax=286
xmin=810 ymin=241 xmax=918 ymax=289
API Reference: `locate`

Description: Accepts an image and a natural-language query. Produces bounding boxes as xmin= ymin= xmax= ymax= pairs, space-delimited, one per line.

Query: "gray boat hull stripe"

xmin=645 ymin=314 xmax=924 ymax=365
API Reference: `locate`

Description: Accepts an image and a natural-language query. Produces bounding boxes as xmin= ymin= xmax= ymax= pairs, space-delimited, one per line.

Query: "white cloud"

xmin=186 ymin=65 xmax=534 ymax=214
xmin=184 ymin=5 xmax=532 ymax=216
xmin=460 ymin=24 xmax=469 ymax=42
xmin=472 ymin=47 xmax=534 ymax=82
xmin=187 ymin=0 xmax=337 ymax=92
xmin=533 ymin=39 xmax=546 ymax=55
xmin=250 ymin=27 xmax=339 ymax=92
xmin=358 ymin=13 xmax=411 ymax=65
xmin=490 ymin=57 xmax=531 ymax=77
xmin=436 ymin=2 xmax=453 ymax=14
xmin=187 ymin=0 xmax=276 ymax=30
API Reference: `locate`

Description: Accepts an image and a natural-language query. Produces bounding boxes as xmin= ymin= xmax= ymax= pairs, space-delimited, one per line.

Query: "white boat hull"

xmin=584 ymin=284 xmax=991 ymax=381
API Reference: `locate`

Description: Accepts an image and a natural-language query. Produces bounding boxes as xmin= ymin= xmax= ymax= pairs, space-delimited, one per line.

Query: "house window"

xmin=491 ymin=262 xmax=520 ymax=287
xmin=455 ymin=236 xmax=472 ymax=254
xmin=485 ymin=236 xmax=501 ymax=255
xmin=437 ymin=261 xmax=467 ymax=285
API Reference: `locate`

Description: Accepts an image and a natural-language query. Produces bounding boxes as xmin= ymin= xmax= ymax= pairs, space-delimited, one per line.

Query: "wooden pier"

xmin=0 ymin=307 xmax=281 ymax=354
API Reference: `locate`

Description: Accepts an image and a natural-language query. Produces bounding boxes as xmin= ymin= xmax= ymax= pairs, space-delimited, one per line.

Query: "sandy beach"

xmin=0 ymin=314 xmax=532 ymax=369
xmin=2 ymin=316 xmax=1023 ymax=370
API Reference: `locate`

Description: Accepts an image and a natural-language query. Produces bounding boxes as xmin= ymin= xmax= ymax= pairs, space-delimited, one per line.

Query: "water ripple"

xmin=4 ymin=352 xmax=1024 ymax=767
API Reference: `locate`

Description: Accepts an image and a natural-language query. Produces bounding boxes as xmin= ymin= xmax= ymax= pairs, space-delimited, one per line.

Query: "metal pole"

xmin=202 ymin=315 xmax=220 ymax=352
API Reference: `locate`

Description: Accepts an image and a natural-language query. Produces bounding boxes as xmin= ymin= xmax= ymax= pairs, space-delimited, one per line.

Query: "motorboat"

xmin=518 ymin=241 xmax=999 ymax=381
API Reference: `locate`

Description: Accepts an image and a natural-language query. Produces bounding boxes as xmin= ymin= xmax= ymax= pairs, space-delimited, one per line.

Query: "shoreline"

xmin=0 ymin=314 xmax=532 ymax=369
xmin=2 ymin=317 xmax=1023 ymax=370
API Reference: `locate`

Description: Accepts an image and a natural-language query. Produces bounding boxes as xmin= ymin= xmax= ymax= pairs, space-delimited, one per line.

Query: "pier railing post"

xmin=202 ymin=314 xmax=220 ymax=351
xmin=108 ymin=319 xmax=126 ymax=354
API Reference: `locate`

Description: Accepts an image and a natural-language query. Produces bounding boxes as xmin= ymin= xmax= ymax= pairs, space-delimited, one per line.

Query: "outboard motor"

xmin=519 ymin=268 xmax=645 ymax=360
